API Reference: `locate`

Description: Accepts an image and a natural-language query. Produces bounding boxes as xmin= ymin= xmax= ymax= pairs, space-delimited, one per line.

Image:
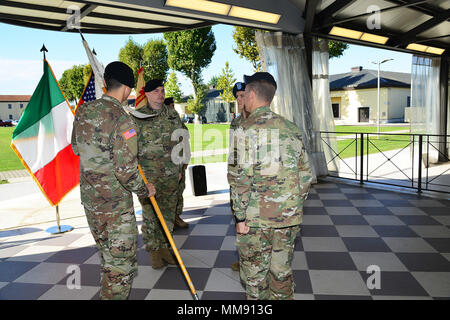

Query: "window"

xmin=332 ymin=103 xmax=340 ymax=118
xmin=407 ymin=96 xmax=411 ymax=107
xmin=20 ymin=104 xmax=23 ymax=109
xmin=9 ymin=115 xmax=13 ymax=120
xmin=8 ymin=104 xmax=12 ymax=109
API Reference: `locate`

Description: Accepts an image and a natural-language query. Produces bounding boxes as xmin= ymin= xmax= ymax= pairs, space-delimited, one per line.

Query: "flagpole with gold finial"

xmin=40 ymin=44 xmax=74 ymax=235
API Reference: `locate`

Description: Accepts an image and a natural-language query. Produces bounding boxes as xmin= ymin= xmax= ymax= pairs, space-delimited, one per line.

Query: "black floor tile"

xmin=293 ymin=270 xmax=313 ymax=294
xmin=357 ymin=207 xmax=394 ymax=215
xmin=397 ymin=216 xmax=442 ymax=226
xmin=345 ymin=193 xmax=376 ymax=200
xmin=181 ymin=236 xmax=225 ymax=250
xmin=128 ymin=288 xmax=151 ymax=300
xmin=396 ymin=253 xmax=450 ymax=272
xmin=202 ymin=291 xmax=247 ymax=300
xmin=373 ymin=226 xmax=418 ymax=237
xmin=299 ymin=225 xmax=339 ymax=237
xmin=360 ymin=271 xmax=429 ymax=297
xmin=419 ymin=207 xmax=450 ymax=216
xmin=0 ymin=283 xmax=52 ymax=300
xmin=342 ymin=237 xmax=392 ymax=252
xmin=57 ymin=263 xmax=100 ymax=286
xmin=423 ymin=238 xmax=450 ymax=253
xmin=322 ymin=200 xmax=353 ymax=207
xmin=315 ymin=188 xmax=342 ymax=194
xmin=379 ymin=200 xmax=415 ymax=207
xmin=45 ymin=246 xmax=98 ymax=264
xmin=0 ymin=261 xmax=39 ymax=282
xmin=226 ymin=224 xmax=236 ymax=236
xmin=154 ymin=267 xmax=211 ymax=290
xmin=306 ymin=193 xmax=320 ymax=200
xmin=303 ymin=206 xmax=328 ymax=215
xmin=197 ymin=215 xmax=233 ymax=225
xmin=305 ymin=252 xmax=357 ymax=270
xmin=214 ymin=251 xmax=239 ymax=268
xmin=330 ymin=215 xmax=369 ymax=225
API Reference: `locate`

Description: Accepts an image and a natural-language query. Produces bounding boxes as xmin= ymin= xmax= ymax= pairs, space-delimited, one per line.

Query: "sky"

xmin=0 ymin=22 xmax=412 ymax=96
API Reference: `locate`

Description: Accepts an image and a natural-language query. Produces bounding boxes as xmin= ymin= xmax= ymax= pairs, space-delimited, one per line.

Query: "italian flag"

xmin=11 ymin=59 xmax=80 ymax=206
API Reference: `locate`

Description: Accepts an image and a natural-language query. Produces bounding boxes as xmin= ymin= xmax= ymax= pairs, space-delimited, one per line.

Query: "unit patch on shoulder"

xmin=123 ymin=128 xmax=137 ymax=140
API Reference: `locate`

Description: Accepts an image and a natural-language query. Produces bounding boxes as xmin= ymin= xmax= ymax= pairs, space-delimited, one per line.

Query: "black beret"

xmin=104 ymin=61 xmax=134 ymax=88
xmin=164 ymin=97 xmax=174 ymax=105
xmin=243 ymin=72 xmax=277 ymax=90
xmin=144 ymin=79 xmax=164 ymax=92
xmin=232 ymin=82 xmax=246 ymax=98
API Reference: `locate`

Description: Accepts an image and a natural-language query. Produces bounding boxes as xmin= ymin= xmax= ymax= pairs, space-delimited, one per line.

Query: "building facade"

xmin=0 ymin=95 xmax=31 ymax=122
xmin=330 ymin=67 xmax=411 ymax=124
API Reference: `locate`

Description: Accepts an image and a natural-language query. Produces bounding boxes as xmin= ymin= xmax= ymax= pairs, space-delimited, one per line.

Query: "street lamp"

xmin=372 ymin=58 xmax=393 ymax=137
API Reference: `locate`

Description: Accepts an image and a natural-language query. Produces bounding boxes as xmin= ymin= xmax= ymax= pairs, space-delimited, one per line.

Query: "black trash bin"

xmin=189 ymin=165 xmax=207 ymax=196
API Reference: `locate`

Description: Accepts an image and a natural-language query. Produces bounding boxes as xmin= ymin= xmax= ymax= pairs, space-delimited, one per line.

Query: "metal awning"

xmin=0 ymin=0 xmax=448 ymax=56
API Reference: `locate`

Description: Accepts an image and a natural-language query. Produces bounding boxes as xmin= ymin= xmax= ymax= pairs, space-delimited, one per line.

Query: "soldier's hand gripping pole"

xmin=138 ymin=165 xmax=199 ymax=301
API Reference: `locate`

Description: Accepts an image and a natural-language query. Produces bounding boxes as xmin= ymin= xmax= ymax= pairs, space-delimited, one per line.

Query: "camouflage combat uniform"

xmin=227 ymin=114 xmax=246 ymax=214
xmin=175 ymin=121 xmax=190 ymax=219
xmin=133 ymin=103 xmax=187 ymax=251
xmin=71 ymin=94 xmax=149 ymax=300
xmin=230 ymin=105 xmax=312 ymax=300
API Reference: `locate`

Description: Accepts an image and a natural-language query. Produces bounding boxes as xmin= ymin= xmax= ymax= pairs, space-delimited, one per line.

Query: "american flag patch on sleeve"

xmin=123 ymin=128 xmax=137 ymax=140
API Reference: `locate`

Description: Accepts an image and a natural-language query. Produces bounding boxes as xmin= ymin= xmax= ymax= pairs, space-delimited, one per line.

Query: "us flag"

xmin=74 ymin=71 xmax=97 ymax=113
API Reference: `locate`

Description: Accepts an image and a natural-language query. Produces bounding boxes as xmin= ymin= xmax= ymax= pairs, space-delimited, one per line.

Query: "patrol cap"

xmin=145 ymin=79 xmax=164 ymax=92
xmin=164 ymin=97 xmax=174 ymax=105
xmin=243 ymin=72 xmax=277 ymax=90
xmin=232 ymin=82 xmax=246 ymax=98
xmin=104 ymin=61 xmax=135 ymax=88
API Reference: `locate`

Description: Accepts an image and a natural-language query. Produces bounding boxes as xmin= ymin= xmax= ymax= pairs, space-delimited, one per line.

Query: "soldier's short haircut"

xmin=105 ymin=78 xmax=124 ymax=91
xmin=246 ymin=80 xmax=276 ymax=103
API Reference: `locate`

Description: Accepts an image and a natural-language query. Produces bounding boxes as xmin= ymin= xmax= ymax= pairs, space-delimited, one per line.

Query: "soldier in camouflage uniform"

xmin=71 ymin=61 xmax=156 ymax=300
xmin=165 ymin=97 xmax=190 ymax=229
xmin=230 ymin=72 xmax=312 ymax=300
xmin=227 ymin=82 xmax=248 ymax=272
xmin=132 ymin=80 xmax=189 ymax=269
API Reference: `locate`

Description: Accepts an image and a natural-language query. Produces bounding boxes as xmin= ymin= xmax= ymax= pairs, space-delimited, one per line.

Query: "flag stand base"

xmin=45 ymin=205 xmax=74 ymax=234
xmin=46 ymin=225 xmax=74 ymax=234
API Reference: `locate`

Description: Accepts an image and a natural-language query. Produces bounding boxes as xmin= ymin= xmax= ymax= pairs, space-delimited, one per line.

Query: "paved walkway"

xmin=0 ymin=163 xmax=450 ymax=300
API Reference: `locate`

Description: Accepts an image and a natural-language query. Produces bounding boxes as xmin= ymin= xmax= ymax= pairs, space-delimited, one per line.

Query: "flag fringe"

xmin=9 ymin=142 xmax=79 ymax=207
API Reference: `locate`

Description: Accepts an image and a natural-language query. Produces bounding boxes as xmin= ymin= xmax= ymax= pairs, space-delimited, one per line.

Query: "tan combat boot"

xmin=149 ymin=250 xmax=165 ymax=269
xmin=174 ymin=215 xmax=189 ymax=229
xmin=231 ymin=261 xmax=240 ymax=271
xmin=159 ymin=248 xmax=177 ymax=265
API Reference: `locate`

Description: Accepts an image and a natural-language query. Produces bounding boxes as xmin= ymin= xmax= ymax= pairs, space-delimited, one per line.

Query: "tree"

xmin=59 ymin=64 xmax=89 ymax=104
xmin=232 ymin=26 xmax=349 ymax=68
xmin=164 ymin=27 xmax=216 ymax=112
xmin=165 ymin=72 xmax=183 ymax=103
xmin=118 ymin=37 xmax=169 ymax=86
xmin=232 ymin=26 xmax=262 ymax=72
xmin=208 ymin=75 xmax=220 ymax=89
xmin=216 ymin=61 xmax=236 ymax=103
xmin=118 ymin=37 xmax=143 ymax=87
xmin=186 ymin=84 xmax=208 ymax=115
xmin=142 ymin=39 xmax=169 ymax=80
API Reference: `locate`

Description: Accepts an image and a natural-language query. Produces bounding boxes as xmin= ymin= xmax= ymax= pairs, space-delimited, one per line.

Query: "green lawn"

xmin=333 ymin=125 xmax=409 ymax=136
xmin=332 ymin=134 xmax=412 ymax=159
xmin=0 ymin=127 xmax=23 ymax=171
xmin=0 ymin=124 xmax=413 ymax=170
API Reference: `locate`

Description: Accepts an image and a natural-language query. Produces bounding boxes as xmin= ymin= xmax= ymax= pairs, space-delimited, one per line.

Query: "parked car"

xmin=11 ymin=120 xmax=19 ymax=126
xmin=0 ymin=120 xmax=13 ymax=127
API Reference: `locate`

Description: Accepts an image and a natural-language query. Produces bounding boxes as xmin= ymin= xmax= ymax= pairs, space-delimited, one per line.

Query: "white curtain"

xmin=410 ymin=55 xmax=441 ymax=164
xmin=255 ymin=31 xmax=331 ymax=181
xmin=312 ymin=37 xmax=339 ymax=174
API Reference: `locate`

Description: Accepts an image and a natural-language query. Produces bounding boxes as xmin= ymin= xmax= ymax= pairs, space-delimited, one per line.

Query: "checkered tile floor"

xmin=1 ymin=181 xmax=450 ymax=300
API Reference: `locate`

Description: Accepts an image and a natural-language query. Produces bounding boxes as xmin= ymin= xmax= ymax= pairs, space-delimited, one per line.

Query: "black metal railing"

xmin=320 ymin=131 xmax=450 ymax=194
